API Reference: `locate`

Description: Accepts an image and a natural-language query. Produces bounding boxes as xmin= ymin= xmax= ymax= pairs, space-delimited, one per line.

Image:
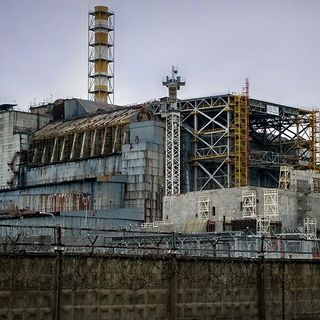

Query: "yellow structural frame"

xmin=310 ymin=110 xmax=320 ymax=171
xmin=233 ymin=95 xmax=249 ymax=187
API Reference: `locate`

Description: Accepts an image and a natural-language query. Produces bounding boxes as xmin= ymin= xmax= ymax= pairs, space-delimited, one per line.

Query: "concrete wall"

xmin=0 ymin=208 xmax=144 ymax=229
xmin=26 ymin=156 xmax=122 ymax=186
xmin=122 ymin=121 xmax=165 ymax=222
xmin=290 ymin=170 xmax=320 ymax=192
xmin=0 ymin=111 xmax=49 ymax=188
xmin=0 ymin=119 xmax=165 ymax=225
xmin=0 ymin=179 xmax=126 ymax=213
xmin=164 ymin=187 xmax=320 ymax=232
xmin=1 ymin=253 xmax=320 ymax=320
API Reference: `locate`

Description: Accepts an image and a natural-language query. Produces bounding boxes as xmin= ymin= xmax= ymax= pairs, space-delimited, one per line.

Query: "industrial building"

xmin=0 ymin=91 xmax=319 ymax=234
xmin=0 ymin=98 xmax=164 ymax=228
xmin=0 ymin=5 xmax=319 ymax=237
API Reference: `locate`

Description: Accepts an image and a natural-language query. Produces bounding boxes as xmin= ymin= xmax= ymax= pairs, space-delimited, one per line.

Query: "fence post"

xmin=257 ymin=235 xmax=266 ymax=320
xmin=168 ymin=253 xmax=177 ymax=320
xmin=281 ymin=260 xmax=285 ymax=320
xmin=54 ymin=225 xmax=63 ymax=320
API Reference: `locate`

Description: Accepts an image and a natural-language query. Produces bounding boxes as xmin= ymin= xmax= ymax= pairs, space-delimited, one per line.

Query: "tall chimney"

xmin=88 ymin=6 xmax=114 ymax=104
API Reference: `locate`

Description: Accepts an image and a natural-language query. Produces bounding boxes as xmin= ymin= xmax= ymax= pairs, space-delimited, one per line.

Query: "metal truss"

xmin=198 ymin=195 xmax=211 ymax=219
xmin=263 ymin=189 xmax=279 ymax=217
xmin=165 ymin=112 xmax=181 ymax=196
xmin=178 ymin=94 xmax=250 ymax=191
xmin=250 ymin=151 xmax=290 ymax=168
xmin=179 ymin=95 xmax=235 ymax=191
xmin=250 ymin=100 xmax=318 ymax=174
xmin=242 ymin=190 xmax=256 ymax=218
xmin=149 ymin=95 xmax=319 ymax=191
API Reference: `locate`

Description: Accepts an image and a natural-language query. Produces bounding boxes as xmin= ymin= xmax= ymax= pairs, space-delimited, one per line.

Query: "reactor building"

xmin=0 ymin=5 xmax=319 ymax=236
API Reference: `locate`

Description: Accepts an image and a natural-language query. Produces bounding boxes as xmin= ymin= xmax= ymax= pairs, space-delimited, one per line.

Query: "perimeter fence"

xmin=0 ymin=223 xmax=320 ymax=259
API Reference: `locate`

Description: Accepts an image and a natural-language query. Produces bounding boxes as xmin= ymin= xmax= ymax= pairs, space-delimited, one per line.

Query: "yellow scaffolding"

xmin=233 ymin=95 xmax=249 ymax=187
xmin=310 ymin=109 xmax=320 ymax=171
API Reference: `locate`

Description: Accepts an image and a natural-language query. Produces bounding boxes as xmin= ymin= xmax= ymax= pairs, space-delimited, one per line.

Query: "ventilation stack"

xmin=162 ymin=66 xmax=186 ymax=196
xmin=88 ymin=6 xmax=114 ymax=104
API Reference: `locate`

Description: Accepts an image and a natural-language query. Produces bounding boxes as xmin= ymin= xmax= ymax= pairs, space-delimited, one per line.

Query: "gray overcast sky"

xmin=0 ymin=0 xmax=320 ymax=110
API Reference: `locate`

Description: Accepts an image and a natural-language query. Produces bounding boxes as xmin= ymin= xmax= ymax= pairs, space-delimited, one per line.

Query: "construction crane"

xmin=162 ymin=66 xmax=186 ymax=196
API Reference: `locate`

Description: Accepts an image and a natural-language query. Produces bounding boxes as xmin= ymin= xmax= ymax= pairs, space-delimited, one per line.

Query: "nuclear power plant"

xmin=2 ymin=4 xmax=320 ymax=320
xmin=0 ymin=5 xmax=320 ymax=238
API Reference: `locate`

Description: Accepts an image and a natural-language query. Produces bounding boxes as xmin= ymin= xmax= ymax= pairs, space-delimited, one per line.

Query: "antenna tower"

xmin=242 ymin=78 xmax=249 ymax=97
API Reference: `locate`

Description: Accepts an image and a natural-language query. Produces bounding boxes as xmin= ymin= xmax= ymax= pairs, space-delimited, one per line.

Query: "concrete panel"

xmin=1 ymin=254 xmax=320 ymax=320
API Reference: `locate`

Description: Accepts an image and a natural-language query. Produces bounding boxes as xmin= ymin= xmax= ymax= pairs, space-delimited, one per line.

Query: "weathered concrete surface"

xmin=0 ymin=254 xmax=320 ymax=320
xmin=163 ymin=186 xmax=320 ymax=232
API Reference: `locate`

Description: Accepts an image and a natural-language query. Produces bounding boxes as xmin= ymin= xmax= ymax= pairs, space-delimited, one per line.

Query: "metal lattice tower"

xmin=163 ymin=67 xmax=185 ymax=196
xmin=88 ymin=6 xmax=114 ymax=104
xmin=165 ymin=112 xmax=181 ymax=196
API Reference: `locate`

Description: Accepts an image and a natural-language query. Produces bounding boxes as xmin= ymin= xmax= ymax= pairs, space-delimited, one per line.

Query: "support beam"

xmin=80 ymin=132 xmax=87 ymax=158
xmin=50 ymin=138 xmax=58 ymax=163
xmin=70 ymin=133 xmax=77 ymax=160
xmin=101 ymin=128 xmax=107 ymax=155
xmin=41 ymin=146 xmax=47 ymax=164
xmin=90 ymin=130 xmax=97 ymax=157
xmin=59 ymin=137 xmax=66 ymax=161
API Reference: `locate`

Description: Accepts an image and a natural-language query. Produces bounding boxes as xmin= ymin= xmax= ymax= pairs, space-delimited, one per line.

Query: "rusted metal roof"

xmin=34 ymin=106 xmax=140 ymax=140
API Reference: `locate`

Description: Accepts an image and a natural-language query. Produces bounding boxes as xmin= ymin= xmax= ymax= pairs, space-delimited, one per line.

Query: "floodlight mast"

xmin=162 ymin=66 xmax=186 ymax=196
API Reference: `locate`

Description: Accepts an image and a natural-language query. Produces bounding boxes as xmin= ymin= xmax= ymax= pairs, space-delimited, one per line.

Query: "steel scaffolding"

xmin=310 ymin=110 xmax=320 ymax=171
xmin=198 ymin=195 xmax=211 ymax=219
xmin=179 ymin=95 xmax=235 ymax=190
xmin=242 ymin=190 xmax=256 ymax=218
xmin=150 ymin=94 xmax=319 ymax=191
xmin=263 ymin=189 xmax=279 ymax=217
xmin=233 ymin=95 xmax=249 ymax=187
xmin=249 ymin=100 xmax=318 ymax=182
